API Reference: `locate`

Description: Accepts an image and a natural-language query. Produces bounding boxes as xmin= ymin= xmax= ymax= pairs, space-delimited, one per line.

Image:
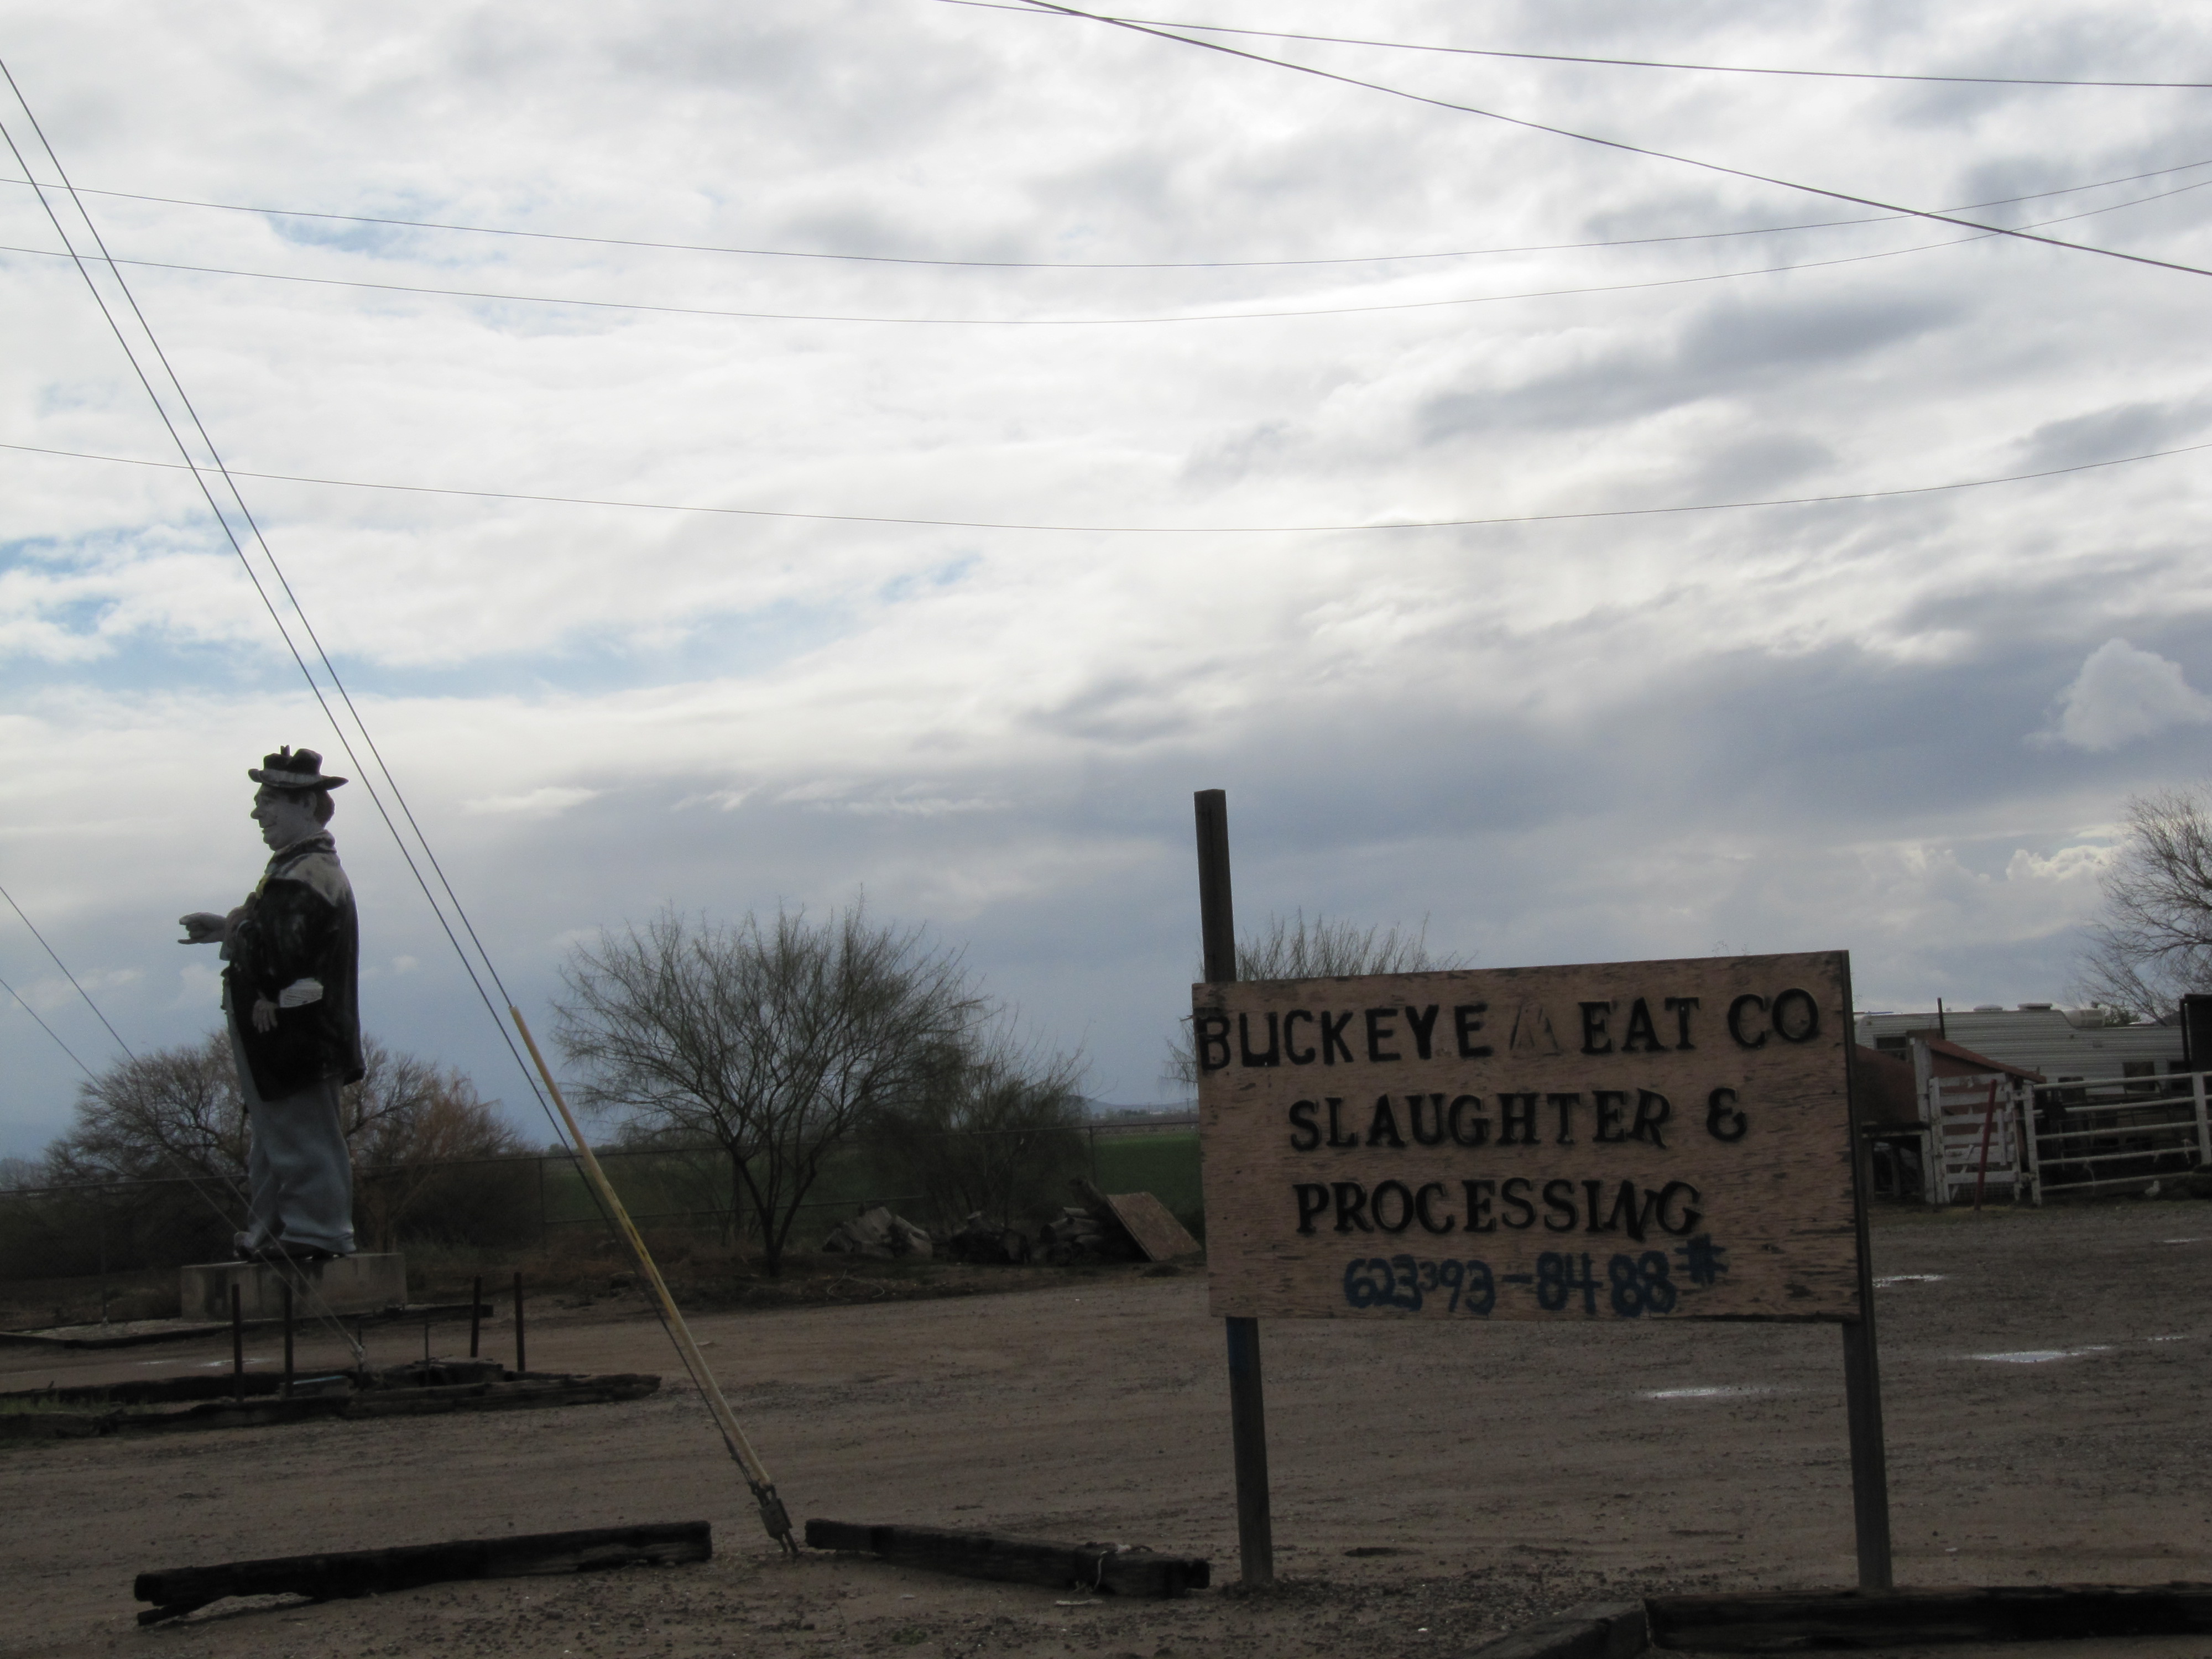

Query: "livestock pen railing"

xmin=1911 ymin=1069 xmax=2210 ymax=1205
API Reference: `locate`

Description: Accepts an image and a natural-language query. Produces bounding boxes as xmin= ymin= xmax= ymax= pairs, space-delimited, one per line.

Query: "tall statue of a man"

xmin=180 ymin=747 xmax=364 ymax=1261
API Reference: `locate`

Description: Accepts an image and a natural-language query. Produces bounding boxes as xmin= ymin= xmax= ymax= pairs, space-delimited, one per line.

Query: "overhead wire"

xmin=1 ymin=968 xmax=101 ymax=1083
xmin=1003 ymin=0 xmax=2212 ymax=284
xmin=0 ymin=64 xmax=560 ymax=1150
xmin=3 ymin=156 xmax=2205 ymax=271
xmin=946 ymin=1 xmax=2212 ymax=91
xmin=3 ymin=64 xmax=799 ymax=1536
xmin=7 ymin=432 xmax=2206 ymax=536
xmin=4 ymin=174 xmax=2203 ymax=328
xmin=1 ymin=879 xmax=137 ymax=1058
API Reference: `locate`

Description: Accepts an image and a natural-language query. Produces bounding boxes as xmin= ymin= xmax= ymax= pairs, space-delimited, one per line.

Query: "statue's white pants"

xmin=227 ymin=1020 xmax=356 ymax=1255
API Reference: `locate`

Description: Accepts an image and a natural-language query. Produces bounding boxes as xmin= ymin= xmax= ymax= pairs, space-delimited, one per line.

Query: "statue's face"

xmin=251 ymin=786 xmax=321 ymax=849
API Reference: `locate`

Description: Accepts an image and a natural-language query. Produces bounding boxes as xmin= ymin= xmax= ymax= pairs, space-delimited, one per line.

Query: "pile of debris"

xmin=821 ymin=1182 xmax=1201 ymax=1269
xmin=1036 ymin=1205 xmax=1137 ymax=1265
xmin=819 ymin=1206 xmax=933 ymax=1260
xmin=940 ymin=1213 xmax=1034 ymax=1265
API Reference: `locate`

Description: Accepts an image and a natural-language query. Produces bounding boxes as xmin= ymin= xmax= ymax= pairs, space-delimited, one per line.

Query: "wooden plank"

xmin=1468 ymin=1600 xmax=1647 ymax=1659
xmin=1647 ymin=1584 xmax=2212 ymax=1650
xmin=1194 ymin=952 xmax=1859 ymax=1322
xmin=805 ymin=1520 xmax=1209 ymax=1598
xmin=1100 ymin=1192 xmax=1202 ymax=1262
xmin=134 ymin=1520 xmax=711 ymax=1624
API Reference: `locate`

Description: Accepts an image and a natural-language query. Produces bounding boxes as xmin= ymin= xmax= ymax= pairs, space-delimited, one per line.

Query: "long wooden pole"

xmin=509 ymin=1005 xmax=796 ymax=1553
xmin=1195 ymin=788 xmax=1274 ymax=1588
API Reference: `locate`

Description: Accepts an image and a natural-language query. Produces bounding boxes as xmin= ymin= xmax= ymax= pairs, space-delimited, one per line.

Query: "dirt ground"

xmin=4 ymin=1202 xmax=2210 ymax=1659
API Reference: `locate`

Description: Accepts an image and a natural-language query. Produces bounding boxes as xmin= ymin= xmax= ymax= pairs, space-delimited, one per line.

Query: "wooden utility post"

xmin=1194 ymin=788 xmax=1274 ymax=1587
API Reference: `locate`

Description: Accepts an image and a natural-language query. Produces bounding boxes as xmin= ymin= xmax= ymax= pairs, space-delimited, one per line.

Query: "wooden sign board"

xmin=1194 ymin=951 xmax=1859 ymax=1323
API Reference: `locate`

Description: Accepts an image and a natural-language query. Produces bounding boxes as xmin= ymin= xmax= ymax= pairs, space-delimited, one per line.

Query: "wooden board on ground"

xmin=1646 ymin=1584 xmax=2212 ymax=1649
xmin=1194 ymin=952 xmax=1859 ymax=1323
xmin=134 ymin=1521 xmax=711 ymax=1624
xmin=1101 ymin=1191 xmax=1202 ymax=1261
xmin=805 ymin=1520 xmax=1209 ymax=1598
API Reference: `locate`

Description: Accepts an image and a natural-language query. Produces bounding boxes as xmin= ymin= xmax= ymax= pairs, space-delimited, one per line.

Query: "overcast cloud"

xmin=4 ymin=1 xmax=2211 ymax=1156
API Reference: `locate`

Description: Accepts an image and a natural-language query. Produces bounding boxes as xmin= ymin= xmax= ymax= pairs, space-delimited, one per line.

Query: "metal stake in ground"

xmin=510 ymin=1005 xmax=797 ymax=1554
xmin=1194 ymin=787 xmax=1274 ymax=1588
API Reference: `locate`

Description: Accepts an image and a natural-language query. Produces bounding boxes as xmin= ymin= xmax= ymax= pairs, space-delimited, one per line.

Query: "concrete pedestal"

xmin=179 ymin=1254 xmax=407 ymax=1323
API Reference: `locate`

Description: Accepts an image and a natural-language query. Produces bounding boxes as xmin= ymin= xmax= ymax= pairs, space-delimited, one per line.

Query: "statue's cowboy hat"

xmin=247 ymin=745 xmax=348 ymax=791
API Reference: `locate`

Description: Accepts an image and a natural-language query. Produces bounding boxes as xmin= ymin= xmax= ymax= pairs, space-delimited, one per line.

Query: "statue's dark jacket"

xmin=226 ymin=832 xmax=364 ymax=1098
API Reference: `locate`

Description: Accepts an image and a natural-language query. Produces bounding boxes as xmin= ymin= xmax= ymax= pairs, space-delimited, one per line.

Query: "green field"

xmin=1093 ymin=1131 xmax=1202 ymax=1228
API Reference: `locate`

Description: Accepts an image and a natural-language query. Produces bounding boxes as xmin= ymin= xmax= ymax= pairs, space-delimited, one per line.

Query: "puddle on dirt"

xmin=1639 ymin=1385 xmax=1775 ymax=1400
xmin=1968 ymin=1345 xmax=2112 ymax=1364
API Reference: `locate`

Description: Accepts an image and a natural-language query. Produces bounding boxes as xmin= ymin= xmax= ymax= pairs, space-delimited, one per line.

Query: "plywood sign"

xmin=1195 ymin=952 xmax=1859 ymax=1322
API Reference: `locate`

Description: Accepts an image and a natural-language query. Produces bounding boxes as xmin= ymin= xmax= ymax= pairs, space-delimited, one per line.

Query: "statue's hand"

xmin=179 ymin=911 xmax=228 ymax=943
xmin=251 ymin=998 xmax=280 ymax=1033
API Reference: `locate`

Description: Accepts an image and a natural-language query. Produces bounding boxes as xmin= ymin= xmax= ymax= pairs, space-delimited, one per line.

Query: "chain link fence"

xmin=0 ymin=1117 xmax=1201 ymax=1288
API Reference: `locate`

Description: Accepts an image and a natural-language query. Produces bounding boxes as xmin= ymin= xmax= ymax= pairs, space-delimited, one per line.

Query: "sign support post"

xmin=1841 ymin=1010 xmax=1894 ymax=1588
xmin=1195 ymin=787 xmax=1275 ymax=1588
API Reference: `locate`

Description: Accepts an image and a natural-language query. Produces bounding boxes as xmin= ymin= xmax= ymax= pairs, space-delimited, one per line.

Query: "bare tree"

xmin=1162 ymin=911 xmax=1470 ymax=1092
xmin=44 ymin=1033 xmax=247 ymax=1188
xmin=347 ymin=1052 xmax=528 ymax=1251
xmin=555 ymin=904 xmax=985 ymax=1275
xmin=866 ymin=1027 xmax=1089 ymax=1230
xmin=2077 ymin=785 xmax=2212 ymax=1020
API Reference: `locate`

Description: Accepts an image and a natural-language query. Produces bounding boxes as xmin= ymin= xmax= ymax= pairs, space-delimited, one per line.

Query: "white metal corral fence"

xmin=1917 ymin=1070 xmax=2212 ymax=1204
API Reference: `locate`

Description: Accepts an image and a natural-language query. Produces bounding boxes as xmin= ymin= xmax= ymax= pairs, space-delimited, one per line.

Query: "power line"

xmin=946 ymin=1 xmax=2212 ymax=91
xmin=0 ymin=968 xmax=100 ymax=1083
xmin=0 ymin=880 xmax=135 ymax=1059
xmin=6 ymin=176 xmax=2201 ymax=327
xmin=0 ymin=64 xmax=560 ymax=1147
xmin=8 ymin=432 xmax=2206 ymax=536
xmin=1008 ymin=0 xmax=2212 ymax=284
xmin=4 ymin=155 xmax=2205 ymax=272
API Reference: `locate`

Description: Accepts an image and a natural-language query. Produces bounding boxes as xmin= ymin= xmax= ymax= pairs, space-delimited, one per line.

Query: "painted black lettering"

xmin=1771 ymin=988 xmax=1819 ymax=1043
xmin=1365 ymin=1007 xmax=1402 ymax=1062
xmin=1408 ymin=1093 xmax=1447 ymax=1146
xmin=1727 ymin=993 xmax=1768 ymax=1048
xmin=1403 ymin=1004 xmax=1441 ymax=1060
xmin=1448 ymin=1094 xmax=1489 ymax=1146
xmin=1541 ymin=1177 xmax=1579 ymax=1232
xmin=1293 ymin=1183 xmax=1329 ymax=1233
xmin=1611 ymin=1181 xmax=1662 ymax=1241
xmin=1453 ymin=1003 xmax=1494 ymax=1058
xmin=1287 ymin=1100 xmax=1321 ymax=1152
xmin=1326 ymin=1098 xmax=1359 ymax=1148
xmin=1194 ymin=1013 xmax=1231 ymax=1072
xmin=1283 ymin=1008 xmax=1317 ymax=1065
xmin=1706 ymin=1087 xmax=1747 ymax=1142
xmin=1549 ymin=1092 xmax=1582 ymax=1146
xmin=1365 ymin=1095 xmax=1408 ymax=1149
xmin=1632 ymin=1090 xmax=1672 ymax=1148
xmin=1620 ymin=997 xmax=1664 ymax=1053
xmin=1499 ymin=1176 xmax=1535 ymax=1230
xmin=1665 ymin=996 xmax=1699 ymax=1050
xmin=1583 ymin=1179 xmax=1612 ymax=1233
xmin=1239 ymin=1011 xmax=1280 ymax=1067
xmin=1593 ymin=1090 xmax=1627 ymax=1142
xmin=1413 ymin=1182 xmax=1455 ymax=1234
xmin=1460 ymin=1179 xmax=1496 ymax=1233
xmin=1320 ymin=1010 xmax=1354 ymax=1065
xmin=1332 ymin=1181 xmax=1374 ymax=1233
xmin=1371 ymin=1180 xmax=1415 ymax=1233
xmin=1498 ymin=1093 xmax=1539 ymax=1146
xmin=1657 ymin=1180 xmax=1704 ymax=1235
xmin=1579 ymin=1000 xmax=1615 ymax=1055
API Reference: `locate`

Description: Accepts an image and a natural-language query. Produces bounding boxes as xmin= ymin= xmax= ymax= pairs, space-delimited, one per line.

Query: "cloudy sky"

xmin=4 ymin=1 xmax=2210 ymax=1158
